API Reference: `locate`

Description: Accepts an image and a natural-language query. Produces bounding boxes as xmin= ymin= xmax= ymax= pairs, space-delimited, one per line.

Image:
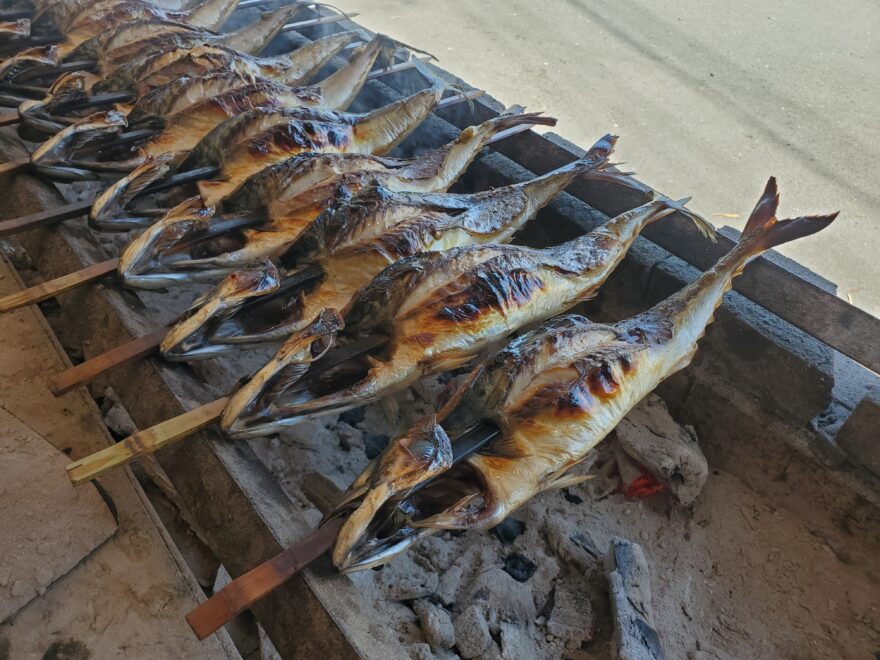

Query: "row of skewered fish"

xmin=0 ymin=0 xmax=838 ymax=574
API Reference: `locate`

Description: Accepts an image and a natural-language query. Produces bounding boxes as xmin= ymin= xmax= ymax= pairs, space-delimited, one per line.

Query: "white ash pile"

xmin=253 ymin=372 xmax=709 ymax=659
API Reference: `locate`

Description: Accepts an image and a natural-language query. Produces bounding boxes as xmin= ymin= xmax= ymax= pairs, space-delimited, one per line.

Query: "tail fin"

xmin=740 ymin=177 xmax=838 ymax=255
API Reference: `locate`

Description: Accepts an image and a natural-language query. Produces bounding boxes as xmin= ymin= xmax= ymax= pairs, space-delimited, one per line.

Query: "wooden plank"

xmin=66 ymin=397 xmax=228 ymax=485
xmin=0 ymin=199 xmax=92 ymax=237
xmin=49 ymin=327 xmax=167 ymax=396
xmin=0 ymin=257 xmax=118 ymax=313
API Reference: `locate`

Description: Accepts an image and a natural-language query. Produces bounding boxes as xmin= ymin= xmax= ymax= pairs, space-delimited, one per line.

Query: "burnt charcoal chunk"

xmin=563 ymin=489 xmax=583 ymax=504
xmin=363 ymin=432 xmax=390 ymax=459
xmin=503 ymin=554 xmax=537 ymax=582
xmin=339 ymin=408 xmax=366 ymax=426
xmin=492 ymin=517 xmax=525 ymax=544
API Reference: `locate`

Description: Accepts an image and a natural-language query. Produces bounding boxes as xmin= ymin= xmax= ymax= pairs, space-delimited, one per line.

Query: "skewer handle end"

xmin=65 ymin=397 xmax=228 ymax=485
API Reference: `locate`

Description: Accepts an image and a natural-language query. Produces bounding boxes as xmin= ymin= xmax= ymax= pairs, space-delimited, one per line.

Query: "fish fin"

xmin=564 ymin=290 xmax=598 ymax=306
xmin=541 ymin=473 xmax=594 ymax=493
xmin=741 ymin=177 xmax=839 ymax=254
xmin=658 ymin=196 xmax=718 ymax=242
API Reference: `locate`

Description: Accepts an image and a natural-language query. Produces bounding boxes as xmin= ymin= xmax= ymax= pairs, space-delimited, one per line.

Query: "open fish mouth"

xmin=332 ymin=461 xmax=488 ymax=572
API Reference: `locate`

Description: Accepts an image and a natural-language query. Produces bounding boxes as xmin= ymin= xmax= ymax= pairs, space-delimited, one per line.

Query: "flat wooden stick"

xmin=186 ymin=518 xmax=343 ymax=640
xmin=66 ymin=396 xmax=228 ymax=485
xmin=49 ymin=327 xmax=167 ymax=396
xmin=0 ymin=199 xmax=91 ymax=237
xmin=0 ymin=257 xmax=118 ymax=313
xmin=0 ymin=158 xmax=29 ymax=178
xmin=0 ymin=112 xmax=19 ymax=128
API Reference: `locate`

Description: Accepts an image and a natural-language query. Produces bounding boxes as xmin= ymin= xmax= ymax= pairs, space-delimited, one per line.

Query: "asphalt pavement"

xmin=343 ymin=0 xmax=880 ymax=316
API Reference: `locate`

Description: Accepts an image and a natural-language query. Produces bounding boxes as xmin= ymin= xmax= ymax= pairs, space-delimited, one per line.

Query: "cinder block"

xmin=836 ymin=387 xmax=880 ymax=477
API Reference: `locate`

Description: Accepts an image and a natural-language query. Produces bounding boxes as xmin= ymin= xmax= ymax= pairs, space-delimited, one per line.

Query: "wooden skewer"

xmin=0 ymin=199 xmax=92 ymax=237
xmin=186 ymin=519 xmax=343 ymax=640
xmin=66 ymin=396 xmax=229 ymax=485
xmin=49 ymin=327 xmax=167 ymax=395
xmin=0 ymin=157 xmax=29 ymax=178
xmin=0 ymin=257 xmax=117 ymax=313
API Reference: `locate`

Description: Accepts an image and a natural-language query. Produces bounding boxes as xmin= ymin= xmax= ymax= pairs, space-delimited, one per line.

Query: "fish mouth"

xmin=332 ymin=461 xmax=487 ymax=572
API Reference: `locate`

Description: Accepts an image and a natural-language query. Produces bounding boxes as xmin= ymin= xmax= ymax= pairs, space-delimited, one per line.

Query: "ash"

xmin=245 ymin=368 xmax=880 ymax=659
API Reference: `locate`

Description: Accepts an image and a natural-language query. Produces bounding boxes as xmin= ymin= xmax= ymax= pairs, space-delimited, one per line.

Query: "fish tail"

xmin=356 ymin=81 xmax=445 ymax=154
xmin=650 ymin=195 xmax=718 ymax=241
xmin=314 ymin=33 xmax=385 ymax=111
xmin=493 ymin=107 xmax=558 ymax=131
xmin=737 ymin=177 xmax=838 ymax=258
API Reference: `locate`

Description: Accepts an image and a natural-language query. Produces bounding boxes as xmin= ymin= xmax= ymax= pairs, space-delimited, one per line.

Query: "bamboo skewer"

xmin=66 ymin=396 xmax=230 ymax=484
xmin=65 ymin=334 xmax=390 ymax=484
xmin=0 ymin=257 xmax=117 ymax=312
xmin=49 ymin=327 xmax=168 ymax=395
xmin=186 ymin=519 xmax=343 ymax=640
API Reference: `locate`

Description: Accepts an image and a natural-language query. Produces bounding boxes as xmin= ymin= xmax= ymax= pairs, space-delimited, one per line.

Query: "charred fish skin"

xmin=169 ymin=131 xmax=622 ymax=354
xmin=331 ymin=178 xmax=839 ymax=571
xmin=160 ymin=128 xmax=613 ymax=383
xmin=225 ymin=163 xmax=711 ymax=432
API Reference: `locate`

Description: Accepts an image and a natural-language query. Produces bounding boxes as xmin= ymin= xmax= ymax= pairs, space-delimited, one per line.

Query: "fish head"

xmin=160 ymin=258 xmax=281 ymax=360
xmin=220 ymin=309 xmax=344 ymax=439
xmin=118 ymin=195 xmax=215 ymax=288
xmin=332 ymin=416 xmax=482 ymax=572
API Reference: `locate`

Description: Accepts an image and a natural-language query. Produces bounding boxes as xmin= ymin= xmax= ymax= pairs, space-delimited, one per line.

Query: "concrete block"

xmin=836 ymin=387 xmax=880 ymax=477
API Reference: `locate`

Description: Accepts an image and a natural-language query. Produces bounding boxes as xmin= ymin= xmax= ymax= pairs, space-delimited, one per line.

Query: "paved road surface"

xmin=344 ymin=0 xmax=880 ymax=316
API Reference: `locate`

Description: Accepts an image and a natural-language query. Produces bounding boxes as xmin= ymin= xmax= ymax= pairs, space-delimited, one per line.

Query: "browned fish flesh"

xmin=159 ymin=133 xmax=620 ymax=359
xmin=115 ymin=109 xmax=553 ymax=285
xmin=329 ymin=178 xmax=839 ymax=570
xmin=221 ymin=153 xmax=715 ymax=437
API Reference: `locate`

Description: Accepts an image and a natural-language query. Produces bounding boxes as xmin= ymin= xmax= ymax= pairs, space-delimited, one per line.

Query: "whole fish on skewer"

xmin=18 ymin=28 xmax=361 ymax=133
xmin=10 ymin=0 xmax=263 ymax=44
xmin=328 ymin=178 xmax=838 ymax=570
xmin=28 ymin=34 xmax=398 ymax=183
xmin=159 ymin=131 xmax=617 ymax=359
xmin=221 ymin=158 xmax=715 ymax=438
xmin=117 ymin=109 xmax=555 ymax=287
xmin=82 ymin=71 xmax=451 ymax=230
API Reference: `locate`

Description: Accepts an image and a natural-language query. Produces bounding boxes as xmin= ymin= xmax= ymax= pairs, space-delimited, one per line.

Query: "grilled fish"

xmin=221 ymin=173 xmax=715 ymax=438
xmin=17 ymin=29 xmax=358 ymax=136
xmin=116 ymin=109 xmax=555 ymax=284
xmin=69 ymin=2 xmax=306 ymax=62
xmin=329 ymin=177 xmax=838 ymax=570
xmin=160 ymin=135 xmax=620 ymax=359
xmin=31 ymin=0 xmax=220 ymax=36
xmin=94 ymin=73 xmax=444 ymax=230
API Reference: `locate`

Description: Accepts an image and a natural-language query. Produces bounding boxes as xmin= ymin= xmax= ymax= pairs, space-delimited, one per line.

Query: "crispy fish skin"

xmin=101 ymin=79 xmax=444 ymax=234
xmin=167 ymin=134 xmax=619 ymax=356
xmin=331 ymin=179 xmax=839 ymax=570
xmin=221 ymin=153 xmax=713 ymax=438
xmin=129 ymin=110 xmax=558 ymax=279
xmin=195 ymin=76 xmax=444 ymax=206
